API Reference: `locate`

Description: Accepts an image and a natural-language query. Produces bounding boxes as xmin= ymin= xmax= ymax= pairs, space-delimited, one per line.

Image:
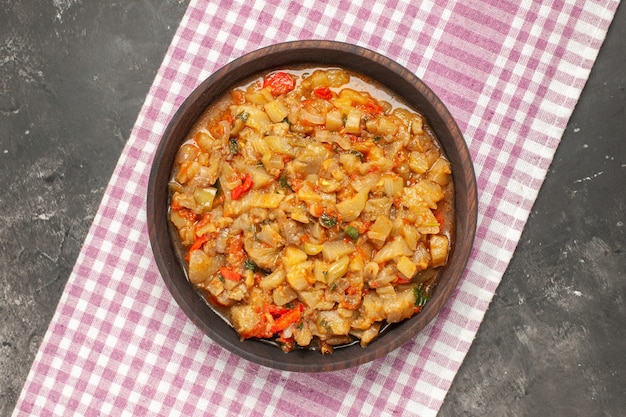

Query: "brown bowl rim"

xmin=147 ymin=40 xmax=478 ymax=372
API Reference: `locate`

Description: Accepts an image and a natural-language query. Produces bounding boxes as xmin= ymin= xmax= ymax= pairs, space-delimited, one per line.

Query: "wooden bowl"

xmin=147 ymin=40 xmax=477 ymax=372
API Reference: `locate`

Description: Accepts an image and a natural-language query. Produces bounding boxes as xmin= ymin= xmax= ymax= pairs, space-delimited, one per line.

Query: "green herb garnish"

xmin=278 ymin=174 xmax=293 ymax=191
xmin=320 ymin=213 xmax=337 ymax=228
xmin=229 ymin=137 xmax=239 ymax=154
xmin=244 ymin=259 xmax=257 ymax=271
xmin=413 ymin=284 xmax=430 ymax=308
xmin=350 ymin=150 xmax=364 ymax=161
xmin=319 ymin=319 xmax=333 ymax=333
xmin=344 ymin=225 xmax=359 ymax=242
xmin=236 ymin=110 xmax=249 ymax=122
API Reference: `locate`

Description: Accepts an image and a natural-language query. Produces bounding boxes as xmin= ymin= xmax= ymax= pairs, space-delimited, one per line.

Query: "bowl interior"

xmin=147 ymin=40 xmax=477 ymax=372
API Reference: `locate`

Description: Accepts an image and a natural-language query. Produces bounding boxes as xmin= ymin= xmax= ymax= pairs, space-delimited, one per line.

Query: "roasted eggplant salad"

xmin=168 ymin=67 xmax=454 ymax=353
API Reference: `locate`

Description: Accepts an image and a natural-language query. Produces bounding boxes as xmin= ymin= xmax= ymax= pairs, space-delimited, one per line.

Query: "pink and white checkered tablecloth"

xmin=13 ymin=0 xmax=619 ymax=416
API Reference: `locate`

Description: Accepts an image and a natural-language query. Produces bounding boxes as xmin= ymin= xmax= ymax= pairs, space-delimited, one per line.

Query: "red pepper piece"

xmin=231 ymin=174 xmax=254 ymax=200
xmin=219 ymin=266 xmax=242 ymax=282
xmin=271 ymin=304 xmax=304 ymax=333
xmin=185 ymin=235 xmax=209 ymax=261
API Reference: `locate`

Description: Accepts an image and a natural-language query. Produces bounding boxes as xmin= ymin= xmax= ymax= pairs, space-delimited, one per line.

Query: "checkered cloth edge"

xmin=13 ymin=0 xmax=619 ymax=416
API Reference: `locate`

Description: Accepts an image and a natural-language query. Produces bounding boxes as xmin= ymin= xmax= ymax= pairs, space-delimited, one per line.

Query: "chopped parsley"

xmin=244 ymin=258 xmax=271 ymax=275
xmin=278 ymin=174 xmax=293 ymax=191
xmin=413 ymin=284 xmax=430 ymax=308
xmin=320 ymin=213 xmax=337 ymax=228
xmin=319 ymin=319 xmax=333 ymax=333
xmin=350 ymin=150 xmax=364 ymax=161
xmin=244 ymin=259 xmax=258 ymax=271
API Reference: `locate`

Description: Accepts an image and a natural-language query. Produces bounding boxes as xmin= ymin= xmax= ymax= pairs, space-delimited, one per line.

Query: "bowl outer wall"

xmin=147 ymin=40 xmax=478 ymax=372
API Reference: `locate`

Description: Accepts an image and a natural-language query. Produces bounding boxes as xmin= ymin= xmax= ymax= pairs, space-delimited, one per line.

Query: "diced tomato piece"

xmin=193 ymin=213 xmax=212 ymax=234
xmin=395 ymin=275 xmax=412 ymax=284
xmin=313 ymin=86 xmax=332 ymax=100
xmin=227 ymin=234 xmax=246 ymax=265
xmin=263 ymin=71 xmax=295 ymax=96
xmin=359 ymin=99 xmax=383 ymax=116
xmin=434 ymin=210 xmax=445 ymax=228
xmin=219 ymin=267 xmax=242 ymax=282
xmin=344 ymin=285 xmax=360 ymax=295
xmin=231 ymin=89 xmax=246 ymax=104
xmin=265 ymin=304 xmax=291 ymax=317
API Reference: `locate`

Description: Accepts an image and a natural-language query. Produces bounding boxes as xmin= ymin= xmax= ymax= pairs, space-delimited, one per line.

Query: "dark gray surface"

xmin=0 ymin=2 xmax=190 ymax=415
xmin=0 ymin=1 xmax=624 ymax=416
xmin=440 ymin=3 xmax=626 ymax=415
